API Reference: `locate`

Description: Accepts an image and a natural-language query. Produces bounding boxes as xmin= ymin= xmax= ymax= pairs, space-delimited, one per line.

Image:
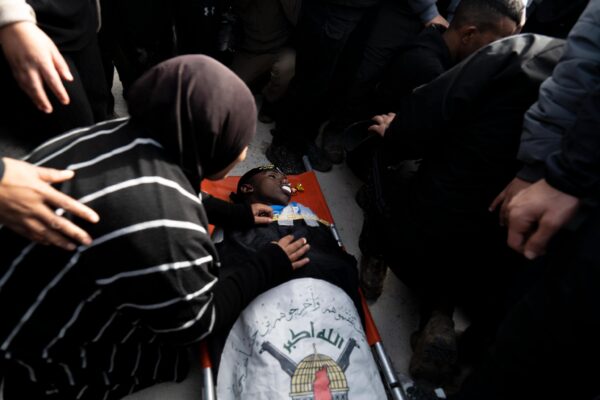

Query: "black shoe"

xmin=404 ymin=383 xmax=446 ymax=400
xmin=305 ymin=142 xmax=332 ymax=172
xmin=359 ymin=254 xmax=387 ymax=300
xmin=266 ymin=142 xmax=305 ymax=175
xmin=322 ymin=126 xmax=344 ymax=164
xmin=258 ymin=100 xmax=277 ymax=124
xmin=409 ymin=314 xmax=458 ymax=387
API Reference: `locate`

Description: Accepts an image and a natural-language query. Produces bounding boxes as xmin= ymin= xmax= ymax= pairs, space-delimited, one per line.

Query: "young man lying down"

xmin=210 ymin=165 xmax=388 ymax=400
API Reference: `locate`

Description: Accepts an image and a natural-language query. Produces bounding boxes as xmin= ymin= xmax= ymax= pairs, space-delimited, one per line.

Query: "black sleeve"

xmin=0 ymin=158 xmax=5 ymax=182
xmin=211 ymin=243 xmax=293 ymax=334
xmin=383 ymin=51 xmax=483 ymax=160
xmin=545 ymin=86 xmax=600 ymax=201
xmin=201 ymin=192 xmax=254 ymax=229
xmin=400 ymin=48 xmax=447 ymax=94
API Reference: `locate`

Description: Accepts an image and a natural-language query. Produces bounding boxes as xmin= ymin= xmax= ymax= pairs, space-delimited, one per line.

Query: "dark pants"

xmin=275 ymin=2 xmax=370 ymax=150
xmin=337 ymin=0 xmax=422 ymax=123
xmin=358 ymin=164 xmax=524 ymax=329
xmin=0 ymin=38 xmax=107 ymax=157
xmin=453 ymin=207 xmax=600 ymax=400
xmin=98 ymin=0 xmax=176 ymax=97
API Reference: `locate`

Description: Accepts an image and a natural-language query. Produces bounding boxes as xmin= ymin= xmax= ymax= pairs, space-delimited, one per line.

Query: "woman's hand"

xmin=275 ymin=235 xmax=310 ymax=270
xmin=0 ymin=158 xmax=99 ymax=250
xmin=251 ymin=203 xmax=273 ymax=224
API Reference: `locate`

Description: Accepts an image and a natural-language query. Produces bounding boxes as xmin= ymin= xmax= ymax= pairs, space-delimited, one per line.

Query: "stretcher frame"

xmin=200 ymin=162 xmax=410 ymax=400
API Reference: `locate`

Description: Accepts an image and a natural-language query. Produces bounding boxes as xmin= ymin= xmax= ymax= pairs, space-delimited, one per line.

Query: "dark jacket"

xmin=215 ymin=217 xmax=361 ymax=312
xmin=378 ymin=25 xmax=452 ymax=110
xmin=545 ymin=84 xmax=600 ymax=202
xmin=518 ymin=0 xmax=600 ymax=182
xmin=383 ymin=34 xmax=565 ymax=237
xmin=524 ymin=0 xmax=590 ymax=38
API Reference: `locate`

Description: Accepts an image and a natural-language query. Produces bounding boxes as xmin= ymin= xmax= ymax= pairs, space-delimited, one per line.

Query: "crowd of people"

xmin=0 ymin=0 xmax=598 ymax=399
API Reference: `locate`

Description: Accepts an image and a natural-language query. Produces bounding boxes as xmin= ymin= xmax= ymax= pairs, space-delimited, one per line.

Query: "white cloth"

xmin=217 ymin=278 xmax=387 ymax=400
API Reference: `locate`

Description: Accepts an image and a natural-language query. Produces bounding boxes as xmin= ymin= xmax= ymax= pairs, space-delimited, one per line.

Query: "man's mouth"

xmin=281 ymin=184 xmax=292 ymax=195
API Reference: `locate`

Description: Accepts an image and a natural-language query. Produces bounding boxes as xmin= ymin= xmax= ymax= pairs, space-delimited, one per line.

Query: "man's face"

xmin=459 ymin=16 xmax=520 ymax=60
xmin=247 ymin=170 xmax=292 ymax=206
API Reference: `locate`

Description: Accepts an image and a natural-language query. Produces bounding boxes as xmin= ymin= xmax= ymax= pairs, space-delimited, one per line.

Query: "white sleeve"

xmin=0 ymin=0 xmax=36 ymax=29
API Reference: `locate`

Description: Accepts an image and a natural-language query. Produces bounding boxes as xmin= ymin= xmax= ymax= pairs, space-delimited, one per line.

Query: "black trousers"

xmin=453 ymin=207 xmax=600 ymax=400
xmin=337 ymin=0 xmax=422 ymax=123
xmin=0 ymin=37 xmax=108 ymax=157
xmin=275 ymin=2 xmax=370 ymax=150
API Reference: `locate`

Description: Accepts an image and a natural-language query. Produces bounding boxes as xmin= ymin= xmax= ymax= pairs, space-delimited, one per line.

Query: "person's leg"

xmin=230 ymin=51 xmax=277 ymax=87
xmin=347 ymin=0 xmax=422 ymax=114
xmin=269 ymin=2 xmax=369 ymax=172
xmin=259 ymin=47 xmax=296 ymax=123
xmin=67 ymin=37 xmax=110 ymax=123
xmin=323 ymin=0 xmax=422 ymax=163
xmin=263 ymin=47 xmax=296 ymax=103
xmin=173 ymin=0 xmax=221 ymax=57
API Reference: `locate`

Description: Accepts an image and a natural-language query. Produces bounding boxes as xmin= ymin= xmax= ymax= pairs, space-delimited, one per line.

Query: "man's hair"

xmin=452 ymin=0 xmax=524 ymax=31
xmin=230 ymin=164 xmax=283 ymax=203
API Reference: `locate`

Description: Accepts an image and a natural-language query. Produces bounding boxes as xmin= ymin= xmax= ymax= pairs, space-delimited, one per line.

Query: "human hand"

xmin=274 ymin=235 xmax=310 ymax=270
xmin=506 ymin=179 xmax=580 ymax=260
xmin=489 ymin=177 xmax=533 ymax=226
xmin=425 ymin=15 xmax=449 ymax=28
xmin=0 ymin=158 xmax=99 ymax=250
xmin=251 ymin=203 xmax=273 ymax=224
xmin=368 ymin=112 xmax=396 ymax=137
xmin=0 ymin=21 xmax=73 ymax=113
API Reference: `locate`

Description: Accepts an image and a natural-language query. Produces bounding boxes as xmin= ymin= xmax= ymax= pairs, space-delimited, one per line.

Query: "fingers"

xmin=291 ymin=257 xmax=310 ymax=270
xmin=42 ymin=46 xmax=70 ymax=105
xmin=489 ymin=191 xmax=504 ymax=213
xmin=506 ymin=217 xmax=530 ymax=254
xmin=276 ymin=235 xmax=310 ymax=270
xmin=278 ymin=234 xmax=294 ymax=247
xmin=40 ymin=185 xmax=100 ymax=224
xmin=251 ymin=203 xmax=273 ymax=224
xmin=52 ymin=46 xmax=73 ymax=82
xmin=368 ymin=122 xmax=386 ymax=137
xmin=288 ymin=237 xmax=310 ymax=270
xmin=14 ymin=217 xmax=76 ymax=250
xmin=42 ymin=227 xmax=78 ymax=250
xmin=257 ymin=206 xmax=273 ymax=218
xmin=285 ymin=237 xmax=309 ymax=257
xmin=521 ymin=216 xmax=560 ymax=260
xmin=371 ymin=115 xmax=385 ymax=125
xmin=36 ymin=166 xmax=75 ymax=183
xmin=22 ymin=66 xmax=53 ymax=113
xmin=37 ymin=206 xmax=93 ymax=246
xmin=254 ymin=216 xmax=273 ymax=224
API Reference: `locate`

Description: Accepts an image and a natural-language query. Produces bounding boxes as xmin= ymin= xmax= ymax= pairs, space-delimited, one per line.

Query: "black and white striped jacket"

xmin=0 ymin=117 xmax=258 ymax=399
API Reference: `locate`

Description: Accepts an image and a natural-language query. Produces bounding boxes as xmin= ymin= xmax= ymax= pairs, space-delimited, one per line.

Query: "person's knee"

xmin=271 ymin=48 xmax=296 ymax=80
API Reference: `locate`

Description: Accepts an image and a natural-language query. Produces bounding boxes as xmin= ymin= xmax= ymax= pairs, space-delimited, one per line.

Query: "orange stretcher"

xmin=201 ymin=171 xmax=409 ymax=400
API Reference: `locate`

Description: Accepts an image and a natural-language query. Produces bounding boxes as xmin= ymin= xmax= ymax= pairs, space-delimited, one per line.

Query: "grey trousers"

xmin=231 ymin=47 xmax=296 ymax=102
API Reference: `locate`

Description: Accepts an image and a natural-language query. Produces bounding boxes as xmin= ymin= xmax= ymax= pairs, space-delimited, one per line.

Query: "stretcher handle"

xmin=359 ymin=288 xmax=382 ymax=346
xmin=200 ymin=341 xmax=216 ymax=400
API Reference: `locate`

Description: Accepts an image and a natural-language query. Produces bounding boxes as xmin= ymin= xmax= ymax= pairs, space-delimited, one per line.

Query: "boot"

xmin=359 ymin=254 xmax=388 ymax=300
